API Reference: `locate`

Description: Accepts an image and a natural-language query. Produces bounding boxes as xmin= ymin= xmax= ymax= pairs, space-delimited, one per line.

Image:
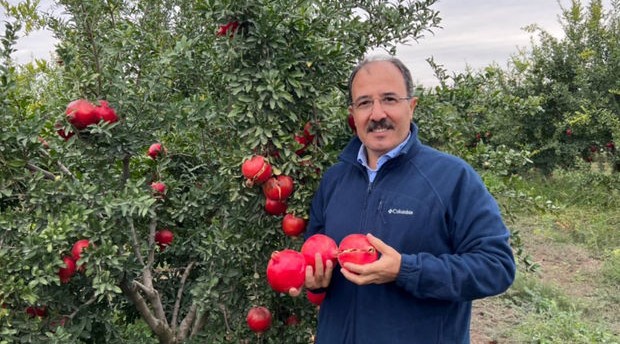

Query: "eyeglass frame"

xmin=349 ymin=94 xmax=413 ymax=113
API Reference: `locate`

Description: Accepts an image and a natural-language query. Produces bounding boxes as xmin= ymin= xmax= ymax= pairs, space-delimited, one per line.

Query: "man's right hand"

xmin=288 ymin=252 xmax=334 ymax=297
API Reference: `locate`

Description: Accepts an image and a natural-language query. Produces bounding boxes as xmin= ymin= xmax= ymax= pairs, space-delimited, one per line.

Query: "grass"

xmin=492 ymin=166 xmax=620 ymax=343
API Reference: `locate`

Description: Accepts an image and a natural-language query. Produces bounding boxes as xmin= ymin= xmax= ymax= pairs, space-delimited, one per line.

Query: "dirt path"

xmin=469 ymin=224 xmax=609 ymax=344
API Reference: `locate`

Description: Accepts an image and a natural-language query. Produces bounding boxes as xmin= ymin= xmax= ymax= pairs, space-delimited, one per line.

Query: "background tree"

xmin=499 ymin=0 xmax=619 ymax=173
xmin=1 ymin=0 xmax=440 ymax=343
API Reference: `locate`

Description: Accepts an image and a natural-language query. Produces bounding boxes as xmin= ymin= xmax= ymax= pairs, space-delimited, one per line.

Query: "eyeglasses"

xmin=351 ymin=95 xmax=411 ymax=113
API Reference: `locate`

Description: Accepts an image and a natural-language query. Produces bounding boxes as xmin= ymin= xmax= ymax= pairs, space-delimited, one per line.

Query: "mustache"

xmin=367 ymin=119 xmax=394 ymax=132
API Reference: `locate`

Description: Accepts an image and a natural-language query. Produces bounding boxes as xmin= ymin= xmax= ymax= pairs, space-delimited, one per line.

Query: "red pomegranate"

xmin=155 ymin=229 xmax=174 ymax=250
xmin=66 ymin=99 xmax=98 ymax=130
xmin=58 ymin=256 xmax=76 ymax=284
xmin=301 ymin=234 xmax=338 ymax=270
xmin=26 ymin=306 xmax=47 ymax=318
xmin=285 ymin=314 xmax=300 ymax=326
xmin=306 ymin=290 xmax=326 ymax=306
xmin=151 ymin=181 xmax=166 ymax=194
xmin=148 ymin=143 xmax=165 ymax=159
xmin=93 ymin=100 xmax=118 ymax=124
xmin=241 ymin=155 xmax=272 ymax=186
xmin=338 ymin=234 xmax=378 ymax=267
xmin=281 ymin=214 xmax=307 ymax=237
xmin=264 ymin=198 xmax=287 ymax=216
xmin=266 ymin=249 xmax=305 ymax=293
xmin=246 ymin=306 xmax=272 ymax=334
xmin=71 ymin=239 xmax=90 ymax=262
xmin=262 ymin=175 xmax=294 ymax=201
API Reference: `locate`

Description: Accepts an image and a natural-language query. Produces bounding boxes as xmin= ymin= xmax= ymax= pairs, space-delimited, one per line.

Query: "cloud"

xmin=3 ymin=0 xmax=614 ymax=87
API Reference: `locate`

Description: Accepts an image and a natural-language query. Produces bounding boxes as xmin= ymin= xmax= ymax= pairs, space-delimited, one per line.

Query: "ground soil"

xmin=469 ymin=221 xmax=615 ymax=344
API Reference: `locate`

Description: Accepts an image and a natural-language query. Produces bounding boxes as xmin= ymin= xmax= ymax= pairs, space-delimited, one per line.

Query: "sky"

xmin=1 ymin=0 xmax=614 ymax=87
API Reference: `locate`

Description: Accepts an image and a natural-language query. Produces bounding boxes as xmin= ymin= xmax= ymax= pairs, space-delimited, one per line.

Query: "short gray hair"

xmin=347 ymin=55 xmax=414 ymax=104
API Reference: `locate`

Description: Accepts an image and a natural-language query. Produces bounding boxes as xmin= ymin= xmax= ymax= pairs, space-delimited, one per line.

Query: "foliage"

xmin=507 ymin=275 xmax=618 ymax=344
xmin=506 ymin=0 xmax=619 ymax=173
xmin=1 ymin=0 xmax=441 ymax=343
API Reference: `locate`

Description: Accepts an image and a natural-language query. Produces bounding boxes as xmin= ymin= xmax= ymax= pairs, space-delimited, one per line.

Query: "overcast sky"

xmin=2 ymin=0 xmax=614 ymax=87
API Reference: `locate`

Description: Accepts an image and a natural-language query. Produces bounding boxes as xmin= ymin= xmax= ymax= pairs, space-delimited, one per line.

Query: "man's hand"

xmin=288 ymin=251 xmax=334 ymax=297
xmin=340 ymin=233 xmax=401 ymax=285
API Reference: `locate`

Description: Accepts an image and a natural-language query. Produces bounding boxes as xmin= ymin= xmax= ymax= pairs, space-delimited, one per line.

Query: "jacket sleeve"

xmin=395 ymin=167 xmax=516 ymax=302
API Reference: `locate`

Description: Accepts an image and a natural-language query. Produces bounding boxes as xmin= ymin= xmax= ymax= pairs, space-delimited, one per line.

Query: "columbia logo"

xmin=387 ymin=208 xmax=414 ymax=215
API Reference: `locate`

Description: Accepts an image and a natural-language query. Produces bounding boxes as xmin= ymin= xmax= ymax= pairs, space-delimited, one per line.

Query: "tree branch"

xmin=128 ymin=218 xmax=145 ymax=266
xmin=67 ymin=294 xmax=98 ymax=320
xmin=190 ymin=310 xmax=208 ymax=338
xmin=172 ymin=261 xmax=196 ymax=330
xmin=120 ymin=279 xmax=159 ymax=331
xmin=141 ymin=216 xmax=168 ymax=325
xmin=25 ymin=162 xmax=56 ymax=180
xmin=121 ymin=153 xmax=130 ymax=186
xmin=177 ymin=304 xmax=197 ymax=342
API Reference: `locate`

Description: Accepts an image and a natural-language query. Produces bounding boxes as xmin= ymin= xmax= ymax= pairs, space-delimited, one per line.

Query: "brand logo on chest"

xmin=387 ymin=208 xmax=414 ymax=215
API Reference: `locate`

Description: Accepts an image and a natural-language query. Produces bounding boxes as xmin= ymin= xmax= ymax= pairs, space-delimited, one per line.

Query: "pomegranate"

xmin=338 ymin=234 xmax=378 ymax=267
xmin=55 ymin=122 xmax=75 ymax=140
xmin=266 ymin=249 xmax=305 ymax=293
xmin=71 ymin=239 xmax=90 ymax=264
xmin=264 ymin=198 xmax=287 ymax=216
xmin=262 ymin=175 xmax=294 ymax=201
xmin=66 ymin=99 xmax=98 ymax=130
xmin=285 ymin=314 xmax=300 ymax=326
xmin=93 ymin=100 xmax=118 ymax=124
xmin=281 ymin=214 xmax=307 ymax=237
xmin=294 ymin=134 xmax=309 ymax=155
xmin=246 ymin=306 xmax=272 ymax=334
xmin=241 ymin=155 xmax=272 ymax=186
xmin=302 ymin=121 xmax=315 ymax=143
xmin=301 ymin=234 xmax=338 ymax=269
xmin=58 ymin=256 xmax=76 ymax=284
xmin=306 ymin=290 xmax=326 ymax=306
xmin=147 ymin=143 xmax=165 ymax=159
xmin=155 ymin=229 xmax=174 ymax=250
xmin=217 ymin=21 xmax=239 ymax=37
xmin=151 ymin=181 xmax=166 ymax=194
xmin=26 ymin=306 xmax=47 ymax=318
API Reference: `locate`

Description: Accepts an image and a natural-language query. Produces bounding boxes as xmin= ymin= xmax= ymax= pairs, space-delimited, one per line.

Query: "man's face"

xmin=348 ymin=61 xmax=417 ymax=164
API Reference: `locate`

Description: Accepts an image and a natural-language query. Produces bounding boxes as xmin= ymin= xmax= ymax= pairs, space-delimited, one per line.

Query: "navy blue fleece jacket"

xmin=305 ymin=123 xmax=515 ymax=344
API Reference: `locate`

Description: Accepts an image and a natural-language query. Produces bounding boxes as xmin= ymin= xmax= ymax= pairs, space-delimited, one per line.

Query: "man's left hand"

xmin=340 ymin=233 xmax=401 ymax=285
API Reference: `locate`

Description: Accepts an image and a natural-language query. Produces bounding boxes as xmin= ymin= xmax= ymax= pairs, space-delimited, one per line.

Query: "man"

xmin=291 ymin=55 xmax=516 ymax=343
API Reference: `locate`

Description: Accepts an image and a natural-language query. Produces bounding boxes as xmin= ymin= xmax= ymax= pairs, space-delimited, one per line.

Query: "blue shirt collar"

xmin=357 ymin=132 xmax=411 ymax=181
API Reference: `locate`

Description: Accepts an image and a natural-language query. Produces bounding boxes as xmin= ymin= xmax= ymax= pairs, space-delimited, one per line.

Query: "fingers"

xmin=288 ymin=287 xmax=302 ymax=297
xmin=341 ymin=234 xmax=402 ymax=285
xmin=367 ymin=233 xmax=396 ymax=256
xmin=304 ymin=253 xmax=334 ymax=290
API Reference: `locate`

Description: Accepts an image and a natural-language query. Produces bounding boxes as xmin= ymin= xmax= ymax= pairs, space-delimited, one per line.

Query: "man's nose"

xmin=369 ymin=100 xmax=388 ymax=121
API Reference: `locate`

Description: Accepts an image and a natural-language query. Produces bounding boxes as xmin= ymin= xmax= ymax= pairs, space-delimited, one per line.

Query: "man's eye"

xmin=356 ymin=100 xmax=372 ymax=108
xmin=382 ymin=96 xmax=398 ymax=104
